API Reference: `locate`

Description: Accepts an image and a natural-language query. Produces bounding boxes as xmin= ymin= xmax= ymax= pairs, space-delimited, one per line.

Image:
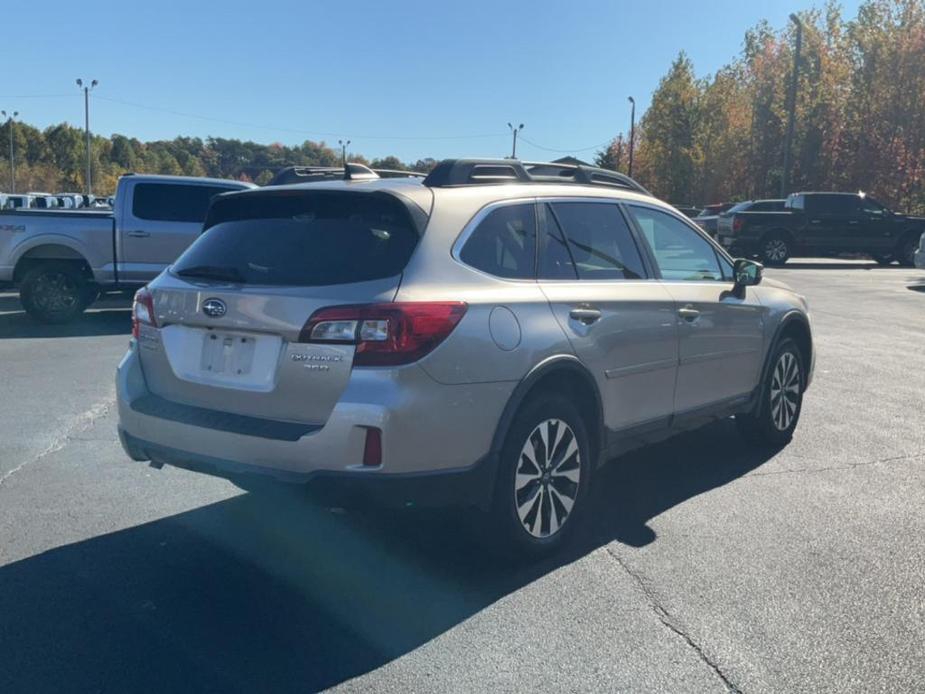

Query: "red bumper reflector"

xmin=363 ymin=427 xmax=382 ymax=467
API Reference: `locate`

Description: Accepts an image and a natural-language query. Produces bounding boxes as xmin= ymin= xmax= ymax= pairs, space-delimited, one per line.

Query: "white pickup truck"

xmin=0 ymin=174 xmax=254 ymax=323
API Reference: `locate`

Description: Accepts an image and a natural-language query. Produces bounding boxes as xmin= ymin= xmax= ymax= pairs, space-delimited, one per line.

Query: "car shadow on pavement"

xmin=0 ymin=420 xmax=776 ymax=693
xmin=0 ymin=293 xmax=131 ymax=339
xmin=774 ymin=261 xmax=902 ymax=270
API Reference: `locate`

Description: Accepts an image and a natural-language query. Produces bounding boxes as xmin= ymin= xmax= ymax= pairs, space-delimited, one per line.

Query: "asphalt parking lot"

xmin=1 ymin=260 xmax=923 ymax=693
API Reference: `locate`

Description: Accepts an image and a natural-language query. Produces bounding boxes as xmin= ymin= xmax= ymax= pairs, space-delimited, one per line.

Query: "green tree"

xmin=636 ymin=53 xmax=702 ymax=202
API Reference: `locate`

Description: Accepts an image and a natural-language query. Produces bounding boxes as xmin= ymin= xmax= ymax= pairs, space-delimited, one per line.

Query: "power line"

xmin=0 ymin=94 xmax=73 ymax=99
xmin=519 ymin=136 xmax=614 ymax=154
xmin=0 ymin=93 xmax=623 ymax=155
xmin=94 ymin=95 xmax=507 ymax=142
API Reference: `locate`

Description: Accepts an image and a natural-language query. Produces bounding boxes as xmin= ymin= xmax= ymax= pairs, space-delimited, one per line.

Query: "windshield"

xmin=725 ymin=201 xmax=754 ymax=214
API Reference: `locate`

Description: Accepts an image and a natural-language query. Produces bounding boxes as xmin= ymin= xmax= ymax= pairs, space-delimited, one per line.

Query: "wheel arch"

xmin=763 ymin=311 xmax=813 ymax=393
xmin=13 ymin=243 xmax=94 ymax=283
xmin=490 ymin=355 xmax=605 ymax=466
xmin=760 ymin=227 xmax=795 ymax=246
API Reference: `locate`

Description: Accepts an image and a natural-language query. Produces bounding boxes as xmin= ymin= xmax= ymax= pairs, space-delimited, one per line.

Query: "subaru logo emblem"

xmin=201 ymin=298 xmax=227 ymax=318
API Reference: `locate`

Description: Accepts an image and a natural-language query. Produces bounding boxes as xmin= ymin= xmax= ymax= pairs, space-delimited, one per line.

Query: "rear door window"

xmin=806 ymin=194 xmax=858 ymax=215
xmin=459 ymin=203 xmax=536 ymax=279
xmin=546 ymin=202 xmax=646 ymax=280
xmin=172 ymin=190 xmax=420 ymax=286
xmin=132 ymin=183 xmax=240 ymax=222
xmin=628 ymin=205 xmax=724 ymax=281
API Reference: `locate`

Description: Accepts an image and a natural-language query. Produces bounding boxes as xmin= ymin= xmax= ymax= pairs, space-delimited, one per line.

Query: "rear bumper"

xmin=116 ymin=342 xmax=510 ymax=507
xmin=119 ymin=427 xmax=497 ymax=508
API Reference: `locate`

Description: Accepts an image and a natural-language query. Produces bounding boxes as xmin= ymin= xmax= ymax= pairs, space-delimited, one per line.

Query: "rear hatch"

xmin=136 ymin=187 xmax=427 ymax=426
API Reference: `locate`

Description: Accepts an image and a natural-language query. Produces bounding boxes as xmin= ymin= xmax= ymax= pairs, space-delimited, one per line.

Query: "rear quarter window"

xmin=459 ymin=203 xmax=537 ymax=279
xmin=173 ymin=190 xmax=420 ymax=287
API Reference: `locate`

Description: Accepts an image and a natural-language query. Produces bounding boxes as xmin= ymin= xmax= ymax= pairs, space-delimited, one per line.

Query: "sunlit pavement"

xmin=1 ymin=261 xmax=924 ymax=693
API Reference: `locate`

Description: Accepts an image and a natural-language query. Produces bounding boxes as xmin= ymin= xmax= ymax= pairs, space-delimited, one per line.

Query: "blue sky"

xmin=4 ymin=0 xmax=861 ymax=163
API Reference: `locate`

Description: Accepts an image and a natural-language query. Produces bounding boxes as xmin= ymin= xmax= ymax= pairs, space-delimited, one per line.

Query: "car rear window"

xmin=132 ymin=183 xmax=241 ymax=222
xmin=173 ymin=190 xmax=419 ymax=286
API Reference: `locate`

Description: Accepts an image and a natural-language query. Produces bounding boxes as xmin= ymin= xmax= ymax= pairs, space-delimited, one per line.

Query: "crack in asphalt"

xmin=605 ymin=546 xmax=743 ymax=694
xmin=0 ymin=396 xmax=115 ymax=490
xmin=746 ymin=451 xmax=924 ymax=478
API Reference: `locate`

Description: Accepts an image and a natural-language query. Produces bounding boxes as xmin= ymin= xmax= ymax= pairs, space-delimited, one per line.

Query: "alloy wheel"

xmin=32 ymin=272 xmax=79 ymax=314
xmin=764 ymin=238 xmax=788 ymax=262
xmin=770 ymin=352 xmax=801 ymax=431
xmin=514 ymin=418 xmax=581 ymax=538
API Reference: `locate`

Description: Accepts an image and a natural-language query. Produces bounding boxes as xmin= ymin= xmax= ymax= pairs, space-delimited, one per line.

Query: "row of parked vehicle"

xmin=0 ymin=192 xmax=114 ymax=210
xmin=675 ymin=193 xmax=925 ymax=267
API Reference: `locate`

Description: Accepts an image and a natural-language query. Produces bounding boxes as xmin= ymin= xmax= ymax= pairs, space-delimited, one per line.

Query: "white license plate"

xmin=200 ymin=332 xmax=256 ymax=376
xmin=721 ymin=236 xmax=734 ymax=247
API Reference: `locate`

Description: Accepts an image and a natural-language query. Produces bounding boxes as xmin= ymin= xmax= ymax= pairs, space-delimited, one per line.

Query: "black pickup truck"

xmin=716 ymin=192 xmax=925 ymax=266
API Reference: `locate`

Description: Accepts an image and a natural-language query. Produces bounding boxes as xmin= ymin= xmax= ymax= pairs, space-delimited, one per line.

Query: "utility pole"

xmin=507 ymin=122 xmax=523 ymax=158
xmin=338 ymin=139 xmax=350 ymax=167
xmin=781 ymin=14 xmax=802 ymax=198
xmin=76 ymin=79 xmax=98 ymax=196
xmin=627 ymin=97 xmax=636 ymax=177
xmin=1 ymin=110 xmax=17 ymax=193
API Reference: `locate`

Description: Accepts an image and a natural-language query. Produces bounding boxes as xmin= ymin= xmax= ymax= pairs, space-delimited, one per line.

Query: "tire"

xmin=492 ymin=394 xmax=592 ymax=556
xmin=736 ymin=338 xmax=805 ymax=447
xmin=759 ymin=233 xmax=791 ymax=266
xmin=19 ymin=262 xmax=96 ymax=324
xmin=871 ymin=253 xmax=894 ymax=266
xmin=896 ymin=234 xmax=918 ymax=268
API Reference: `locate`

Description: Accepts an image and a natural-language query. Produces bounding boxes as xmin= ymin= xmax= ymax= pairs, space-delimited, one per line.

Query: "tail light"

xmin=300 ymin=302 xmax=467 ymax=366
xmin=132 ymin=287 xmax=157 ymax=339
xmin=732 ymin=216 xmax=746 ymax=234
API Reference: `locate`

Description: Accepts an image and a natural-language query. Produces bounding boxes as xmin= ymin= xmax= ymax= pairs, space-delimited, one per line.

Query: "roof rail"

xmin=422 ymin=158 xmax=651 ymax=196
xmin=268 ymin=164 xmax=426 ymax=186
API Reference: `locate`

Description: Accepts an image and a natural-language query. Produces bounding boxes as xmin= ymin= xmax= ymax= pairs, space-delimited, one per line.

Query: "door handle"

xmin=127 ymin=230 xmax=150 ymax=238
xmin=809 ymin=219 xmax=822 ymax=225
xmin=678 ymin=305 xmax=700 ymax=322
xmin=569 ymin=307 xmax=602 ymax=325
xmin=848 ymin=220 xmax=859 ymax=225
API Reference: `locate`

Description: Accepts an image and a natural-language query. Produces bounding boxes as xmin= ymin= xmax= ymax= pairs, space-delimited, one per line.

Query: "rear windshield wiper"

xmin=174 ymin=264 xmax=245 ymax=283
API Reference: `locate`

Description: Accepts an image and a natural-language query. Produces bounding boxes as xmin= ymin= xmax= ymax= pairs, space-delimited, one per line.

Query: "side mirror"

xmin=733 ymin=258 xmax=763 ymax=287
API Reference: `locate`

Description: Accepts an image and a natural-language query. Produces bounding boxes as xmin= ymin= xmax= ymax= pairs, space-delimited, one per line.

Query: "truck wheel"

xmin=896 ymin=234 xmax=918 ymax=267
xmin=759 ymin=233 xmax=791 ymax=266
xmin=736 ymin=338 xmax=804 ymax=447
xmin=871 ymin=253 xmax=894 ymax=266
xmin=19 ymin=262 xmax=96 ymax=324
xmin=492 ymin=394 xmax=592 ymax=557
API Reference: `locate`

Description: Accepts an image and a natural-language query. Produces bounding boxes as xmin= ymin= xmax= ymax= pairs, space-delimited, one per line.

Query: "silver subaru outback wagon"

xmin=117 ymin=159 xmax=814 ymax=554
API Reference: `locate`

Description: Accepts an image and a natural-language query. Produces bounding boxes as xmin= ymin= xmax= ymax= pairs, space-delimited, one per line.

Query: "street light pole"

xmin=76 ymin=79 xmax=98 ymax=196
xmin=781 ymin=14 xmax=802 ymax=198
xmin=507 ymin=122 xmax=523 ymax=159
xmin=338 ymin=139 xmax=350 ymax=167
xmin=1 ymin=110 xmax=17 ymax=193
xmin=627 ymin=97 xmax=636 ymax=177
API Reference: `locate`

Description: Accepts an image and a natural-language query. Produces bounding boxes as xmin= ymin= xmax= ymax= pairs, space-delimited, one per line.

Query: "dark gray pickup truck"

xmin=0 ymin=174 xmax=253 ymax=322
xmin=716 ymin=192 xmax=925 ymax=266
